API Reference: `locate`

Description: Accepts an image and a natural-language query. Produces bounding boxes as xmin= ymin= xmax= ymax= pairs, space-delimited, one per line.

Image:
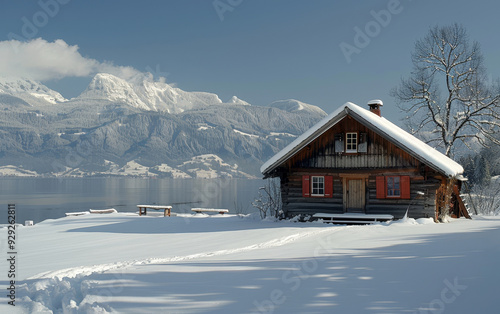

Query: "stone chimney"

xmin=367 ymin=99 xmax=383 ymax=116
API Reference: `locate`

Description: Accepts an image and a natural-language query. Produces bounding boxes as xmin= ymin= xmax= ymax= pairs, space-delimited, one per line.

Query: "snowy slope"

xmin=227 ymin=95 xmax=251 ymax=106
xmin=6 ymin=214 xmax=500 ymax=313
xmin=0 ymin=77 xmax=67 ymax=105
xmin=177 ymin=154 xmax=256 ymax=178
xmin=268 ymin=99 xmax=327 ymax=116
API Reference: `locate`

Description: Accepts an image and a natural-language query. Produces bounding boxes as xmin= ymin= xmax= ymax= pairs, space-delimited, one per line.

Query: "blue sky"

xmin=1 ymin=0 xmax=499 ymax=124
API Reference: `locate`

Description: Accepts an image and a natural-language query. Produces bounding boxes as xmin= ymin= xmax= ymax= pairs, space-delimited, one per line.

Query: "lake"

xmin=0 ymin=177 xmax=265 ymax=225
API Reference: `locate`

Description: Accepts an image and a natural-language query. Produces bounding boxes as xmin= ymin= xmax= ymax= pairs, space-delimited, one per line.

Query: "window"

xmin=311 ymin=176 xmax=325 ymax=196
xmin=346 ymin=132 xmax=358 ymax=153
xmin=386 ymin=176 xmax=401 ymax=197
xmin=303 ymin=175 xmax=333 ymax=198
xmin=376 ymin=176 xmax=410 ymax=199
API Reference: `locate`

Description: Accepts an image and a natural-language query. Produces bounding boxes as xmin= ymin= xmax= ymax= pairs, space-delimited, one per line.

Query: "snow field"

xmin=2 ymin=214 xmax=500 ymax=313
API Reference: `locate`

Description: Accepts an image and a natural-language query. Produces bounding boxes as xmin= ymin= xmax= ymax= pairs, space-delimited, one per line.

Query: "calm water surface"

xmin=0 ymin=177 xmax=264 ymax=224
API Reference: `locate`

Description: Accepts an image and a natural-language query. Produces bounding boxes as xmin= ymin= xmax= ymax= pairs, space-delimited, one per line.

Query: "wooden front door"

xmin=346 ymin=179 xmax=365 ymax=212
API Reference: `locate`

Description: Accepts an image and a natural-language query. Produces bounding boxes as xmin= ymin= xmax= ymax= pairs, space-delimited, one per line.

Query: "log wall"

xmin=281 ymin=172 xmax=441 ymax=219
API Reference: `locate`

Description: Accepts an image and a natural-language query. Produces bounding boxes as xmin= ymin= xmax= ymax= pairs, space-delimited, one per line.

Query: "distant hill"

xmin=268 ymin=99 xmax=327 ymax=116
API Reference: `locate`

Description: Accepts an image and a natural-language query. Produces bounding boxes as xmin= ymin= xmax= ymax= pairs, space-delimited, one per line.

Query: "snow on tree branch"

xmin=392 ymin=23 xmax=500 ymax=157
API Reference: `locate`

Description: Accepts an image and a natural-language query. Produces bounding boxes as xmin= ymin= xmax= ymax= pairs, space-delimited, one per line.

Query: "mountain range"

xmin=0 ymin=74 xmax=326 ymax=178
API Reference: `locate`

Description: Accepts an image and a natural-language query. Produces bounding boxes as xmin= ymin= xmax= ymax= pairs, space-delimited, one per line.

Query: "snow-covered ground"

xmin=2 ymin=213 xmax=500 ymax=313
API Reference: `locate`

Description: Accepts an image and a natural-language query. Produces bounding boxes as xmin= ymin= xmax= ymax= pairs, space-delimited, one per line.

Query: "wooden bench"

xmin=137 ymin=205 xmax=172 ymax=217
xmin=191 ymin=208 xmax=229 ymax=215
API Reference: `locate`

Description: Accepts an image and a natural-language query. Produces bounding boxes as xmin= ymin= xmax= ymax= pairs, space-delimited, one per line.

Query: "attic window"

xmin=346 ymin=133 xmax=358 ymax=153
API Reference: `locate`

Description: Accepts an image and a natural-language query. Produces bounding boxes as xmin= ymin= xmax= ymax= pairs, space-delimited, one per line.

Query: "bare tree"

xmin=392 ymin=23 xmax=500 ymax=157
xmin=468 ymin=177 xmax=500 ymax=215
xmin=252 ymin=179 xmax=282 ymax=219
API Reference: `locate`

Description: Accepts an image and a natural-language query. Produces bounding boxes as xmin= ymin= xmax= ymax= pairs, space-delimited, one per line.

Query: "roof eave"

xmin=261 ymin=108 xmax=349 ymax=176
xmin=346 ymin=108 xmax=462 ymax=178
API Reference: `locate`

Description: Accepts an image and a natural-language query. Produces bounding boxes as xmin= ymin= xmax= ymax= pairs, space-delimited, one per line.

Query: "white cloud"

xmin=0 ymin=38 xmax=142 ymax=81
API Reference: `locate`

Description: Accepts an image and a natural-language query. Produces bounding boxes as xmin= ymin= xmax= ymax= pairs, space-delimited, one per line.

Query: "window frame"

xmin=345 ymin=132 xmax=358 ymax=153
xmin=311 ymin=176 xmax=325 ymax=196
xmin=386 ymin=176 xmax=401 ymax=198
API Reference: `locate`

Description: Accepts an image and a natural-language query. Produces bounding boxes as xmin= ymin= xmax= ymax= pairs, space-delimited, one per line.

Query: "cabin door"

xmin=345 ymin=179 xmax=366 ymax=213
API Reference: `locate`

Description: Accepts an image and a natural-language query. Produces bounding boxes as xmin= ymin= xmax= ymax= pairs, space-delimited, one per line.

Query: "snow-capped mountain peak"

xmin=0 ymin=77 xmax=67 ymax=104
xmin=78 ymin=73 xmax=149 ymax=110
xmin=77 ymin=73 xmax=223 ymax=113
xmin=133 ymin=77 xmax=223 ymax=113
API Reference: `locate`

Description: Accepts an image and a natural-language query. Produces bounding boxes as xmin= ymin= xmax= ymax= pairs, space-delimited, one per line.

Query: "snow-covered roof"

xmin=261 ymin=102 xmax=464 ymax=178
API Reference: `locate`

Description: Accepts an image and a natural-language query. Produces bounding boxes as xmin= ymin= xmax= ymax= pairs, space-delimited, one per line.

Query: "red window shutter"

xmin=376 ymin=176 xmax=386 ymax=199
xmin=302 ymin=175 xmax=310 ymax=197
xmin=401 ymin=176 xmax=411 ymax=199
xmin=324 ymin=176 xmax=333 ymax=198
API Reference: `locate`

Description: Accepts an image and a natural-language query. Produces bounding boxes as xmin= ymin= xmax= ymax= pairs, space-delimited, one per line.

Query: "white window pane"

xmin=311 ymin=176 xmax=324 ymax=195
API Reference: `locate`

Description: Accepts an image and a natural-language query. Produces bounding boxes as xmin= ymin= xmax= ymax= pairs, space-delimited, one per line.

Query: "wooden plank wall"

xmin=285 ymin=116 xmax=420 ymax=170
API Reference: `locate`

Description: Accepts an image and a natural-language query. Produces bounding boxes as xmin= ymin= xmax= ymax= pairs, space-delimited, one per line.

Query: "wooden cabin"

xmin=261 ymin=101 xmax=470 ymax=222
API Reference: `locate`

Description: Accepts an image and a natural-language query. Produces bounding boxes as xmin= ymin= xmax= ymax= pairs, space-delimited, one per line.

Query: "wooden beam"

xmin=292 ymin=167 xmax=420 ymax=175
xmin=339 ymin=173 xmax=369 ymax=179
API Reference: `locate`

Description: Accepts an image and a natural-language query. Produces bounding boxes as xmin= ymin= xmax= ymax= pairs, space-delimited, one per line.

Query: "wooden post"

xmin=164 ymin=207 xmax=171 ymax=217
xmin=453 ymin=184 xmax=471 ymax=219
xmin=437 ymin=179 xmax=455 ymax=221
